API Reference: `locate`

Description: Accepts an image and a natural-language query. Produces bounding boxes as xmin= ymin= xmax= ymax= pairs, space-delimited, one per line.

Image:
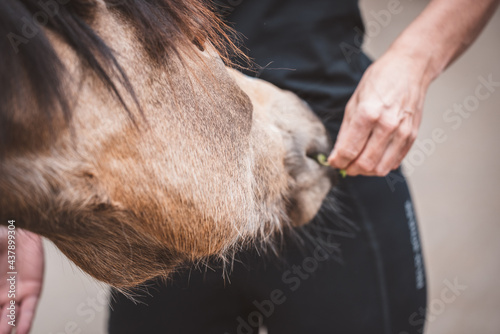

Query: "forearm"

xmin=388 ymin=0 xmax=500 ymax=83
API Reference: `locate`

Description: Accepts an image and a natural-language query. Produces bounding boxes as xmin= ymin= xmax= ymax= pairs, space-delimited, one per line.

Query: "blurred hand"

xmin=328 ymin=50 xmax=432 ymax=176
xmin=0 ymin=227 xmax=44 ymax=334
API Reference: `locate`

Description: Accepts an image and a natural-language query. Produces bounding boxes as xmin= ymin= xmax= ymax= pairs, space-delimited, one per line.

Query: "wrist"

xmin=388 ymin=35 xmax=447 ymax=87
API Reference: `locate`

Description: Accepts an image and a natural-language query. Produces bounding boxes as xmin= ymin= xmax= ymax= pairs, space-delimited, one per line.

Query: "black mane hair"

xmin=0 ymin=0 xmax=241 ymax=152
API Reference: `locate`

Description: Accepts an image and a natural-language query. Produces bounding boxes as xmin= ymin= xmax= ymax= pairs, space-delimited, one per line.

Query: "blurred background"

xmin=32 ymin=0 xmax=500 ymax=333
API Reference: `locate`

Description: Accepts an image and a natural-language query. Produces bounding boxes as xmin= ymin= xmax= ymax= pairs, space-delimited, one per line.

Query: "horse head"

xmin=0 ymin=0 xmax=334 ymax=287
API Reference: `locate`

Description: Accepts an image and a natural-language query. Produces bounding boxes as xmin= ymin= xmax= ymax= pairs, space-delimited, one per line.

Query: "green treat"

xmin=315 ymin=153 xmax=330 ymax=167
xmin=339 ymin=169 xmax=347 ymax=178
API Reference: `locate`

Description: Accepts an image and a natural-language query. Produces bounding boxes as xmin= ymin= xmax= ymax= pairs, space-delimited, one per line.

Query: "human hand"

xmin=0 ymin=227 xmax=44 ymax=334
xmin=328 ymin=50 xmax=433 ymax=176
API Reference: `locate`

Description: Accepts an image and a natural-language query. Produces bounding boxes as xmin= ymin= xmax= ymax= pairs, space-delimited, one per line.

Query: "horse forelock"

xmin=0 ymin=0 xmax=243 ymax=155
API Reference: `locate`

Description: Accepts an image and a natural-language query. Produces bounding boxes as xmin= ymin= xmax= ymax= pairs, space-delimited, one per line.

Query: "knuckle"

xmin=357 ymin=158 xmax=376 ymax=172
xmin=337 ymin=147 xmax=358 ymax=161
xmin=397 ymin=126 xmax=411 ymax=138
xmin=358 ymin=104 xmax=380 ymax=124
xmin=378 ymin=117 xmax=399 ymax=132
xmin=375 ymin=166 xmax=390 ymax=177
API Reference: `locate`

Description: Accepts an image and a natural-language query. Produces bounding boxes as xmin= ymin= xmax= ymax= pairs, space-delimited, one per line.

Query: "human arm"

xmin=328 ymin=0 xmax=500 ymax=176
xmin=0 ymin=227 xmax=44 ymax=334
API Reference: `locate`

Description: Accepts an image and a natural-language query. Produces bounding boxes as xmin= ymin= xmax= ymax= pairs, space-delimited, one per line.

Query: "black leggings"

xmin=108 ymin=169 xmax=427 ymax=334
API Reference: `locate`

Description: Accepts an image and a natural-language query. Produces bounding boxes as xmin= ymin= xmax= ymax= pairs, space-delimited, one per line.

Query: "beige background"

xmin=31 ymin=1 xmax=500 ymax=333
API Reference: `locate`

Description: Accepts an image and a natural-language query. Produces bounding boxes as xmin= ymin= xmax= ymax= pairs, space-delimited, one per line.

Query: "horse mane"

xmin=0 ymin=0 xmax=242 ymax=153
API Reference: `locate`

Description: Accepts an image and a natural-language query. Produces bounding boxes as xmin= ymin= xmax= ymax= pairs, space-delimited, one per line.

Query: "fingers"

xmin=392 ymin=111 xmax=421 ymax=170
xmin=376 ymin=114 xmax=416 ymax=175
xmin=328 ymin=100 xmax=378 ymax=169
xmin=331 ymin=108 xmax=417 ymax=177
xmin=0 ymin=295 xmax=40 ymax=334
xmin=345 ymin=112 xmax=400 ymax=175
xmin=0 ymin=304 xmax=13 ymax=334
xmin=16 ymin=296 xmax=38 ymax=334
xmin=392 ymin=129 xmax=417 ymax=170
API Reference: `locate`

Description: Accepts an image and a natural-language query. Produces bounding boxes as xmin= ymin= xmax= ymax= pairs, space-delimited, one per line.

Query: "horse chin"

xmin=286 ymin=168 xmax=335 ymax=227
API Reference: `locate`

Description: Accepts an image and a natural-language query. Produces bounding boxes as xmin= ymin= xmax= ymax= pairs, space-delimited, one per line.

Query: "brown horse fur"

xmin=0 ymin=0 xmax=333 ymax=287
